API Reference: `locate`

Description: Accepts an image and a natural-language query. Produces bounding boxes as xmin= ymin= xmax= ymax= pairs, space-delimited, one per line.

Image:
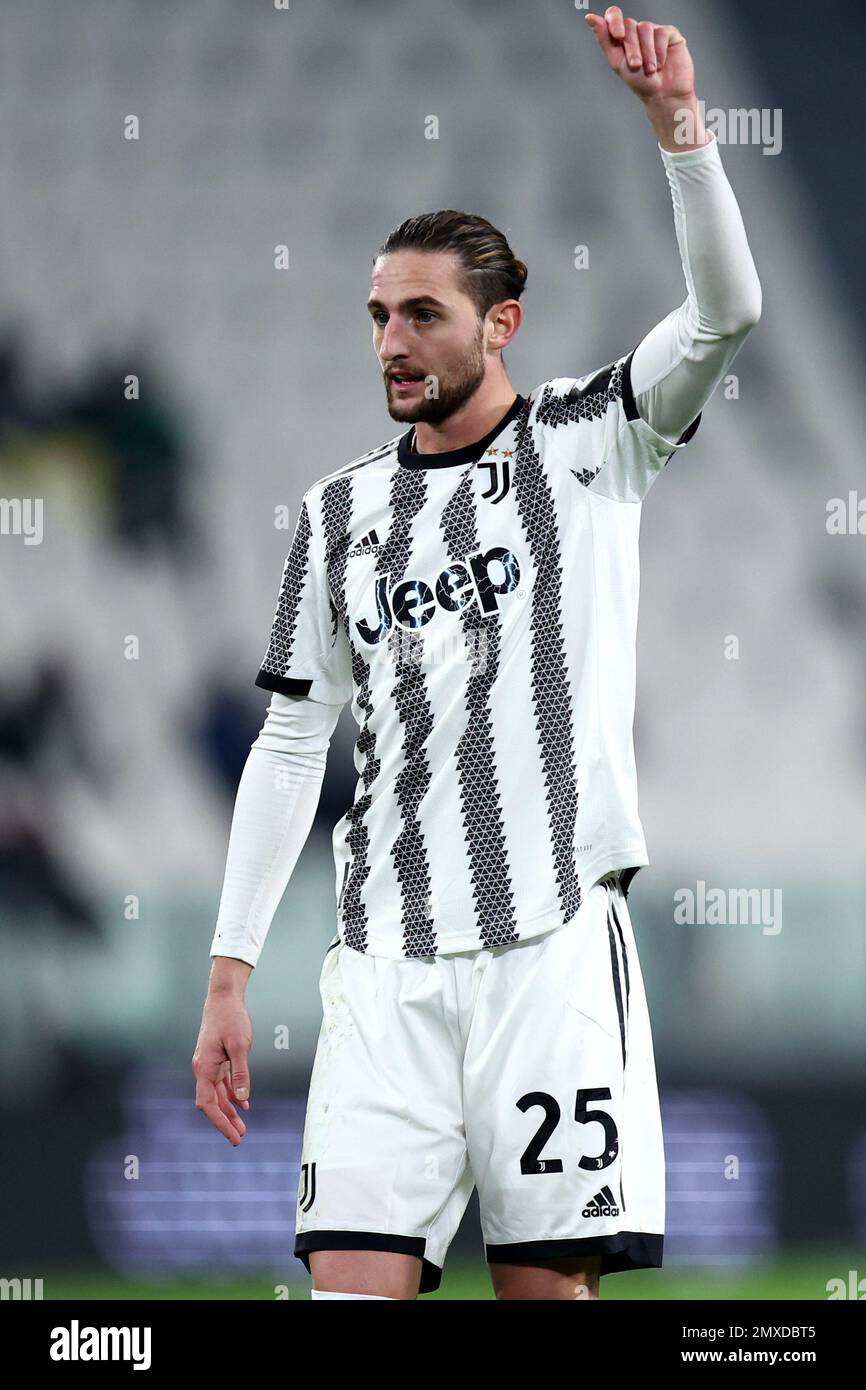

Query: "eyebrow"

xmin=366 ymin=295 xmax=450 ymax=314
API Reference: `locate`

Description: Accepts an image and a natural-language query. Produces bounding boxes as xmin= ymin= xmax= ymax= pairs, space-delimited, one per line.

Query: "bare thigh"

xmin=309 ymin=1249 xmax=423 ymax=1300
xmin=489 ymin=1255 xmax=603 ymax=1301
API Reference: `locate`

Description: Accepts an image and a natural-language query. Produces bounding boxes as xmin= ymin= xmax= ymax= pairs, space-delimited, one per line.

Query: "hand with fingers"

xmin=585 ymin=6 xmax=695 ymax=104
xmin=192 ymin=990 xmax=253 ymax=1147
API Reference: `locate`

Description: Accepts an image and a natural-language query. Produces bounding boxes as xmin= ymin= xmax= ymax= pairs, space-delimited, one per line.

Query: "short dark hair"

xmin=374 ymin=210 xmax=528 ymax=321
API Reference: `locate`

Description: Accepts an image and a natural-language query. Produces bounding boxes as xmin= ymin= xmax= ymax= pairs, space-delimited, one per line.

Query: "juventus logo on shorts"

xmin=478 ymin=448 xmax=513 ymax=504
xmin=298 ymin=1160 xmax=317 ymax=1213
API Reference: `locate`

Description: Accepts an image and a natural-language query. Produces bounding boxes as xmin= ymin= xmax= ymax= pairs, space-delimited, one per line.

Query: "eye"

xmin=370 ymin=308 xmax=437 ymax=326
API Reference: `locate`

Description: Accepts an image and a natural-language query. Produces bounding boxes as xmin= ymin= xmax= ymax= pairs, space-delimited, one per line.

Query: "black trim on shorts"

xmin=485 ymin=1231 xmax=663 ymax=1275
xmin=255 ymin=669 xmax=313 ymax=697
xmin=294 ymin=1231 xmax=443 ymax=1295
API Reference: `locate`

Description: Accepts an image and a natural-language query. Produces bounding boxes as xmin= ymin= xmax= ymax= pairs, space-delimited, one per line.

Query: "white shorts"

xmin=294 ymin=876 xmax=665 ymax=1293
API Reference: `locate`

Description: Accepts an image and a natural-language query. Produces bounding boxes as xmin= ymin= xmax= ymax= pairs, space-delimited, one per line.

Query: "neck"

xmin=411 ymin=374 xmax=517 ymax=455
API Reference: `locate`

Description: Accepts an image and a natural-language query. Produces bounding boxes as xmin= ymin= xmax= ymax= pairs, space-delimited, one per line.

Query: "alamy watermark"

xmin=674 ymin=880 xmax=782 ymax=935
xmin=674 ymin=101 xmax=782 ymax=156
xmin=1 ymin=1275 xmax=44 ymax=1299
xmin=0 ymin=497 xmax=43 ymax=544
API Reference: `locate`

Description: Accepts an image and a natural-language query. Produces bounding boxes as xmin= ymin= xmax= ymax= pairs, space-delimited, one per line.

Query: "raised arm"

xmin=586 ymin=7 xmax=762 ymax=443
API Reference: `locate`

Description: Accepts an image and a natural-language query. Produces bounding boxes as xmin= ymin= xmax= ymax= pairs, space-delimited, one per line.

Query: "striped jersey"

xmin=254 ymin=345 xmax=700 ymax=958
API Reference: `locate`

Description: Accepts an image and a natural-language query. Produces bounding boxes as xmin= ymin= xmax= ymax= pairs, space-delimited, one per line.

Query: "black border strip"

xmin=621 ymin=346 xmax=703 ymax=448
xmin=294 ymin=1231 xmax=443 ymax=1295
xmin=486 ymin=1231 xmax=663 ymax=1274
xmin=621 ymin=347 xmax=641 ymax=421
xmin=619 ymin=866 xmax=638 ymax=899
xmin=676 ymin=411 xmax=702 ymax=445
xmin=397 ymin=392 xmax=528 ymax=470
xmin=255 ymin=669 xmax=313 ymax=697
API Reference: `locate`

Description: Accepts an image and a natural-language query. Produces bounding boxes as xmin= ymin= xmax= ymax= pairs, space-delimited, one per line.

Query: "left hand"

xmin=585 ymin=6 xmax=695 ymax=104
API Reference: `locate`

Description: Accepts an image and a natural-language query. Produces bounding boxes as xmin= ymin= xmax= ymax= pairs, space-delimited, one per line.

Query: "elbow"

xmin=719 ymin=276 xmax=763 ymax=337
xmin=739 ymin=279 xmax=763 ymax=330
xmin=707 ymin=301 xmax=761 ymax=342
xmin=687 ymin=279 xmax=762 ymax=344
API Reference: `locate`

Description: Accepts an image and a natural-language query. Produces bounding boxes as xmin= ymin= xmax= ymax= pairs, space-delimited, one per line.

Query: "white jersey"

xmin=254 ymin=350 xmax=700 ymax=958
xmin=211 ymin=130 xmax=761 ymax=969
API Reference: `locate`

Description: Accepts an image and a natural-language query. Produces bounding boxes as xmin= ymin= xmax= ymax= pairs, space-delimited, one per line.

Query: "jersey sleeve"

xmin=209 ymin=692 xmax=341 ymax=968
xmin=595 ymin=344 xmax=702 ymax=504
xmin=535 ymin=352 xmax=701 ymax=505
xmin=254 ymin=491 xmax=353 ymax=706
xmin=545 ymin=134 xmax=761 ymax=505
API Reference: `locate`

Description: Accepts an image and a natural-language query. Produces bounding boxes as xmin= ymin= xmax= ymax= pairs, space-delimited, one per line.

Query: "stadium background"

xmin=1 ymin=0 xmax=863 ymax=1300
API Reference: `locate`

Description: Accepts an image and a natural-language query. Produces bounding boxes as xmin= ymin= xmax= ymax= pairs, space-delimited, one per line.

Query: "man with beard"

xmin=194 ymin=7 xmax=761 ymax=1300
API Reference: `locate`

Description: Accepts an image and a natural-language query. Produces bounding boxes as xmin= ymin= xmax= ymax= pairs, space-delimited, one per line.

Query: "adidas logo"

xmin=348 ymin=527 xmax=383 ymax=558
xmin=582 ymin=1185 xmax=620 ymax=1219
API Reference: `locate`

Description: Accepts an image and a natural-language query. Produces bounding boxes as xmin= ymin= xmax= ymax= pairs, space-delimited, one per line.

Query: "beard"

xmin=384 ymin=323 xmax=487 ymax=426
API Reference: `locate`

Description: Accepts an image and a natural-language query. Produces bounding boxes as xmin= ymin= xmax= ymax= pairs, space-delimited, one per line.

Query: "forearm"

xmin=208 ymin=694 xmax=341 ymax=970
xmin=629 ymin=129 xmax=762 ymax=441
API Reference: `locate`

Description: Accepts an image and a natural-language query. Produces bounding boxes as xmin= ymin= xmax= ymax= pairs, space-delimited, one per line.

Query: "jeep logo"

xmin=355 ymin=545 xmax=520 ymax=644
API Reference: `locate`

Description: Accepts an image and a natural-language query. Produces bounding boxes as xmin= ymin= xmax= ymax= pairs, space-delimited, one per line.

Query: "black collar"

xmin=397 ymin=393 xmax=527 ymax=469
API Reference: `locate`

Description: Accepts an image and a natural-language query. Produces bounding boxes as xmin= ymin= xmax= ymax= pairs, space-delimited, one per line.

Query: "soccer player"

xmin=193 ymin=7 xmax=761 ymax=1300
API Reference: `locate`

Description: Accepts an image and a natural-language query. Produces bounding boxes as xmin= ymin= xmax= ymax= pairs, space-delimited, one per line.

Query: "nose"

xmin=379 ymin=315 xmax=409 ymax=367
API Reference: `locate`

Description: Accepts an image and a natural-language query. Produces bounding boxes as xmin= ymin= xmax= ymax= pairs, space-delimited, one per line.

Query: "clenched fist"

xmin=585 ymin=6 xmax=695 ymax=104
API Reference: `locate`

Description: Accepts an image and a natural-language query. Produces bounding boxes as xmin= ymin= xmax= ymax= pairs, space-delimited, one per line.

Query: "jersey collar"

xmin=397 ymin=393 xmax=527 ymax=470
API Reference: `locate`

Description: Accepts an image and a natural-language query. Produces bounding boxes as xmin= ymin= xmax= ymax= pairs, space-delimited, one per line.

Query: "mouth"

xmin=388 ymin=373 xmax=424 ymax=393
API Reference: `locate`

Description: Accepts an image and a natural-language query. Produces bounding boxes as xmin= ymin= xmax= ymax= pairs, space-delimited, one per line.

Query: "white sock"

xmin=311 ymin=1289 xmax=397 ymax=1300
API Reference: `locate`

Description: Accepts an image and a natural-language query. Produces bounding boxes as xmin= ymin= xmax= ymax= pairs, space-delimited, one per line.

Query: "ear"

xmin=486 ymin=299 xmax=522 ymax=352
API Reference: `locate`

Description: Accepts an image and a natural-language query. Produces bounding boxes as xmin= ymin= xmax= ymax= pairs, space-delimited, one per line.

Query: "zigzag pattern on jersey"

xmin=259 ymin=498 xmax=313 ymax=681
xmin=571 ymin=465 xmax=602 ymax=488
xmin=441 ymin=470 xmax=518 ymax=949
xmin=320 ymin=477 xmax=374 ymax=953
xmin=511 ymin=406 xmax=583 ymax=924
xmin=381 ymin=468 xmax=440 ymax=958
xmin=534 ymin=357 xmax=625 ymax=487
xmin=328 ymin=469 xmax=436 ymax=955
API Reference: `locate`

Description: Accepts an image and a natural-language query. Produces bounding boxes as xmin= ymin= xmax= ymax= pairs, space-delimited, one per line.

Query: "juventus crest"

xmin=477 ymin=447 xmax=514 ymax=504
xmin=298 ymin=1160 xmax=317 ymax=1213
